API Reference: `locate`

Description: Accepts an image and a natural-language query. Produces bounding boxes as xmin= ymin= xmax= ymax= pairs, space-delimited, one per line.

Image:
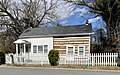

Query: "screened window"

xmin=79 ymin=46 xmax=84 ymax=55
xmin=44 ymin=45 xmax=48 ymax=53
xmin=33 ymin=45 xmax=37 ymax=53
xmin=38 ymin=45 xmax=43 ymax=53
xmin=67 ymin=47 xmax=74 ymax=55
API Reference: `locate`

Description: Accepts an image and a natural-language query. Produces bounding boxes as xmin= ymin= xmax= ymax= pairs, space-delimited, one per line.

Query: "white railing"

xmin=5 ymin=53 xmax=118 ymax=66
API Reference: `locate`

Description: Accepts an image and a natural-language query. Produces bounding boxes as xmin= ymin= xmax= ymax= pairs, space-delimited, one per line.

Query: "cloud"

xmin=56 ymin=1 xmax=89 ymax=20
xmin=55 ymin=1 xmax=74 ymax=20
xmin=60 ymin=20 xmax=68 ymax=24
xmin=89 ymin=17 xmax=101 ymax=23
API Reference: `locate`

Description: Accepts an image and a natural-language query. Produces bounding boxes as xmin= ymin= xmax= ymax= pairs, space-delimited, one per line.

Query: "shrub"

xmin=118 ymin=49 xmax=120 ymax=58
xmin=0 ymin=51 xmax=5 ymax=65
xmin=48 ymin=50 xmax=59 ymax=66
xmin=0 ymin=47 xmax=8 ymax=53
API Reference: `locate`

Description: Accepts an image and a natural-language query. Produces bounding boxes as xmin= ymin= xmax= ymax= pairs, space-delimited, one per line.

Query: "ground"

xmin=6 ymin=64 xmax=120 ymax=70
xmin=0 ymin=66 xmax=120 ymax=75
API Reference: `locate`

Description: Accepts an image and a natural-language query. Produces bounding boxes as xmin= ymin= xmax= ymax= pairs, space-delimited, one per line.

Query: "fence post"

xmin=100 ymin=53 xmax=102 ymax=65
xmin=97 ymin=53 xmax=100 ymax=66
xmin=105 ymin=53 xmax=107 ymax=66
xmin=112 ymin=53 xmax=114 ymax=66
xmin=92 ymin=53 xmax=95 ymax=66
xmin=110 ymin=53 xmax=111 ymax=66
xmin=113 ymin=53 xmax=116 ymax=66
xmin=108 ymin=53 xmax=109 ymax=66
xmin=116 ymin=53 xmax=118 ymax=66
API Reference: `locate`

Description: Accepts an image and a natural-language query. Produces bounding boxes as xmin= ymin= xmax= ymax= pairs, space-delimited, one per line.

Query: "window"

xmin=33 ymin=45 xmax=48 ymax=53
xmin=38 ymin=45 xmax=43 ymax=53
xmin=33 ymin=45 xmax=37 ymax=53
xmin=78 ymin=46 xmax=85 ymax=55
xmin=67 ymin=46 xmax=74 ymax=55
xmin=44 ymin=45 xmax=48 ymax=53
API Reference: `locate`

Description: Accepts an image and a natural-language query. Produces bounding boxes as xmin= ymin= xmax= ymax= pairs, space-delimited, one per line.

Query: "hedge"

xmin=0 ymin=51 xmax=5 ymax=65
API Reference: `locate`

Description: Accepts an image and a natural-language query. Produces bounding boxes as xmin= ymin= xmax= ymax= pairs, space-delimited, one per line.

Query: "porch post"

xmin=23 ymin=44 xmax=26 ymax=56
xmin=23 ymin=44 xmax=26 ymax=63
xmin=16 ymin=44 xmax=18 ymax=55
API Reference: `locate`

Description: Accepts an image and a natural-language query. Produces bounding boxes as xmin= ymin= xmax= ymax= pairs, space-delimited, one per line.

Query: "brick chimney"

xmin=86 ymin=19 xmax=89 ymax=25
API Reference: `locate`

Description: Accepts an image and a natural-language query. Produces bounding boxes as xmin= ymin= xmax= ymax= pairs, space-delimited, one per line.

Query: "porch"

xmin=13 ymin=39 xmax=32 ymax=64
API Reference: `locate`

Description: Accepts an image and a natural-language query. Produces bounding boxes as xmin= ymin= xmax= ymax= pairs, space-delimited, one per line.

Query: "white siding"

xmin=23 ymin=37 xmax=53 ymax=52
xmin=22 ymin=37 xmax=53 ymax=62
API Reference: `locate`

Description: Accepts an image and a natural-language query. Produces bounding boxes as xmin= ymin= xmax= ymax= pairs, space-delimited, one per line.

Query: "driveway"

xmin=0 ymin=67 xmax=120 ymax=75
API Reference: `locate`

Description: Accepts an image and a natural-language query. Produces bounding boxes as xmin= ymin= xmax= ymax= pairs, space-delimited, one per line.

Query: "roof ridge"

xmin=27 ymin=24 xmax=92 ymax=29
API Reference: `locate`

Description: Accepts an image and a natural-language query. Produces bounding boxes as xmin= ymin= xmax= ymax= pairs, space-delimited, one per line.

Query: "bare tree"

xmin=0 ymin=0 xmax=58 ymax=52
xmin=0 ymin=0 xmax=58 ymax=35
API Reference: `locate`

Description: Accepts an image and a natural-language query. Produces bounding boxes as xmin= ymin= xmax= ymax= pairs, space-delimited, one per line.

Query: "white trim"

xmin=43 ymin=45 xmax=49 ymax=54
xmin=88 ymin=36 xmax=90 ymax=55
xmin=78 ymin=45 xmax=85 ymax=56
xmin=23 ymin=44 xmax=26 ymax=56
xmin=14 ymin=39 xmax=30 ymax=44
xmin=66 ymin=46 xmax=75 ymax=56
xmin=31 ymin=44 xmax=33 ymax=54
xmin=16 ymin=44 xmax=18 ymax=55
xmin=33 ymin=45 xmax=37 ymax=53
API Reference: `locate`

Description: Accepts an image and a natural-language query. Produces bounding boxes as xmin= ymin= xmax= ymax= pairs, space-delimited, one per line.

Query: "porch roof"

xmin=14 ymin=39 xmax=30 ymax=44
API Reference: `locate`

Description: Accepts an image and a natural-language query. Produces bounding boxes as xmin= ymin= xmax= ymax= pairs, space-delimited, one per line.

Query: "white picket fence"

xmin=5 ymin=53 xmax=118 ymax=66
xmin=91 ymin=53 xmax=118 ymax=66
xmin=59 ymin=53 xmax=118 ymax=66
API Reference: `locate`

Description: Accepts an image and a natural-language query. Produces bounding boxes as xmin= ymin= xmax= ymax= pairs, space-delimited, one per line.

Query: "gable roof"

xmin=19 ymin=24 xmax=93 ymax=38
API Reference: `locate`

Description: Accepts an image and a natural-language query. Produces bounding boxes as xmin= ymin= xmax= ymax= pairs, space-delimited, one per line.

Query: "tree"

xmin=65 ymin=0 xmax=120 ymax=52
xmin=0 ymin=0 xmax=58 ymax=36
xmin=0 ymin=0 xmax=58 ymax=52
xmin=91 ymin=28 xmax=116 ymax=52
xmin=48 ymin=50 xmax=59 ymax=66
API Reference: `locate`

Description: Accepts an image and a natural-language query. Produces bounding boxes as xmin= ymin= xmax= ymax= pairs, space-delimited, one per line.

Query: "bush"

xmin=118 ymin=49 xmax=120 ymax=58
xmin=48 ymin=50 xmax=59 ymax=66
xmin=0 ymin=51 xmax=5 ymax=65
xmin=0 ymin=47 xmax=8 ymax=53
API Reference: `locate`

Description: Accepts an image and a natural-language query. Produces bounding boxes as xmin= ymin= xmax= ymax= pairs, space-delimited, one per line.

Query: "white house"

xmin=11 ymin=24 xmax=94 ymax=65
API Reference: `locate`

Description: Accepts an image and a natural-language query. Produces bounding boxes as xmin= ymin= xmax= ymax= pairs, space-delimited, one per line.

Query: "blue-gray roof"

xmin=19 ymin=24 xmax=93 ymax=38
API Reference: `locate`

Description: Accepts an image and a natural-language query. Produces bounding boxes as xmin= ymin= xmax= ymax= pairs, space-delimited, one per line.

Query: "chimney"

xmin=86 ymin=19 xmax=89 ymax=25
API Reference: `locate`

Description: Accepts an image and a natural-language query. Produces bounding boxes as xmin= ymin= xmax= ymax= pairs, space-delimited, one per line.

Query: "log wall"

xmin=53 ymin=37 xmax=90 ymax=56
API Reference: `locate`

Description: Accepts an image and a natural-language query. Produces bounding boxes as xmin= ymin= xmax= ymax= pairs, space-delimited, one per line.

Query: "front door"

xmin=18 ymin=44 xmax=24 ymax=63
xmin=25 ymin=44 xmax=31 ymax=61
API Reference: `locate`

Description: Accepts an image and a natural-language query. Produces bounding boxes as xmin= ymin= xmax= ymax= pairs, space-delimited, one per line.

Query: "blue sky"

xmin=55 ymin=2 xmax=104 ymax=30
xmin=64 ymin=14 xmax=103 ymax=28
xmin=58 ymin=10 xmax=103 ymax=30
